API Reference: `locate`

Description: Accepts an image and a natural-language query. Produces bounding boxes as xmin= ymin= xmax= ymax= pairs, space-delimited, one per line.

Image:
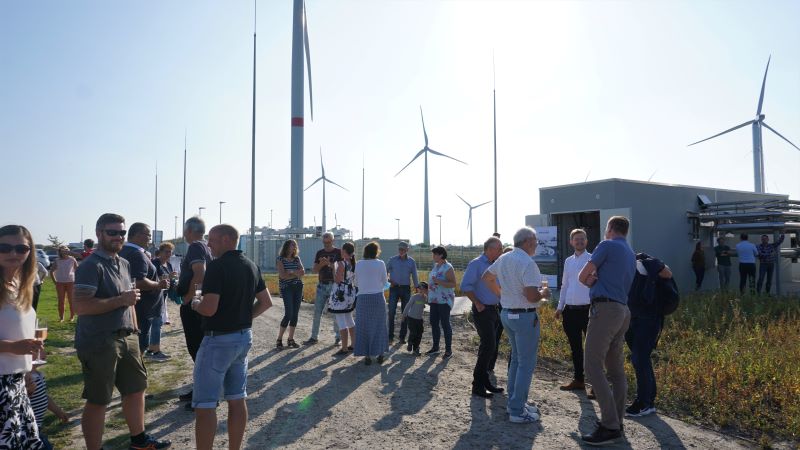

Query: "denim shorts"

xmin=192 ymin=329 xmax=252 ymax=409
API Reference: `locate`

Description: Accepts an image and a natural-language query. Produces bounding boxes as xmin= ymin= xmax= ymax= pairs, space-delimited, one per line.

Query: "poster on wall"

xmin=533 ymin=226 xmax=557 ymax=262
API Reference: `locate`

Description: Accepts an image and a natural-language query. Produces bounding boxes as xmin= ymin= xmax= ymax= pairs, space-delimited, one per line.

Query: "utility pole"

xmin=174 ymin=216 xmax=178 ymax=240
xmin=219 ymin=201 xmax=226 ymax=224
xmin=395 ymin=218 xmax=400 ymax=240
xmin=198 ymin=206 xmax=206 ymax=217
xmin=436 ymin=214 xmax=442 ymax=246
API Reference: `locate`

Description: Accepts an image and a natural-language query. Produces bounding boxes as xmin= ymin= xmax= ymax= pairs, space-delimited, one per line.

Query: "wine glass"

xmin=33 ymin=318 xmax=47 ymax=365
xmin=194 ymin=284 xmax=202 ymax=301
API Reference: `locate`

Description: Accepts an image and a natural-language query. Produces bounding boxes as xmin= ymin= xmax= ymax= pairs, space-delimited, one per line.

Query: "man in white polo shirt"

xmin=555 ymin=228 xmax=591 ymax=392
xmin=482 ymin=227 xmax=551 ymax=424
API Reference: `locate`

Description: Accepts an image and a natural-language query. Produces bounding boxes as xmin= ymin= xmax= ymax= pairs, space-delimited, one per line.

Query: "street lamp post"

xmin=395 ymin=218 xmax=400 ymax=240
xmin=219 ymin=201 xmax=226 ymax=224
xmin=174 ymin=216 xmax=178 ymax=240
xmin=198 ymin=206 xmax=206 ymax=217
xmin=436 ymin=214 xmax=442 ymax=246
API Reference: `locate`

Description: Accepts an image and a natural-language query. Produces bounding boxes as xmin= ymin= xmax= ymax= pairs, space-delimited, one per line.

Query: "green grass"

xmin=491 ymin=291 xmax=800 ymax=445
xmin=33 ymin=279 xmax=191 ymax=449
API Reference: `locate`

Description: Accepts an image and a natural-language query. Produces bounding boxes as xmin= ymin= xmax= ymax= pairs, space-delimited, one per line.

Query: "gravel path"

xmin=75 ymin=299 xmax=752 ymax=449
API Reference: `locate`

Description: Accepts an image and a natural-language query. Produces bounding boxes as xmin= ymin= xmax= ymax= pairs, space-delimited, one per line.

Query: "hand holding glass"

xmin=33 ymin=318 xmax=47 ymax=365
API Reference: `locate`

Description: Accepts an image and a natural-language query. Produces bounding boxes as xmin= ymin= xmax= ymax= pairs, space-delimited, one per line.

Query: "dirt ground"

xmin=72 ymin=300 xmax=755 ymax=449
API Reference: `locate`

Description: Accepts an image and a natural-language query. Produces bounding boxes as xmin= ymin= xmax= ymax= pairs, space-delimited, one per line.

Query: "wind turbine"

xmin=456 ymin=194 xmax=491 ymax=247
xmin=688 ymin=56 xmax=800 ymax=193
xmin=290 ymin=0 xmax=314 ymax=232
xmin=396 ymin=107 xmax=467 ymax=245
xmin=305 ymin=148 xmax=347 ymax=234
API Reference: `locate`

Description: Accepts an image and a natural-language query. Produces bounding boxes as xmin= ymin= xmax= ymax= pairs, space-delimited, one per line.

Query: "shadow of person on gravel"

xmin=628 ymin=413 xmax=686 ymax=449
xmin=372 ymin=356 xmax=446 ymax=431
xmin=452 ymin=394 xmax=539 ymax=450
xmin=247 ymin=360 xmax=380 ymax=447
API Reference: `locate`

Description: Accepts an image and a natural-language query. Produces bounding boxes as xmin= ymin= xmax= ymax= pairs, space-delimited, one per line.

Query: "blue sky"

xmin=2 ymin=0 xmax=799 ymax=247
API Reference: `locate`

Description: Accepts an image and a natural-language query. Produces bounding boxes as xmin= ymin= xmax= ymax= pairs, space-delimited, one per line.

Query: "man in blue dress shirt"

xmin=386 ymin=241 xmax=419 ymax=343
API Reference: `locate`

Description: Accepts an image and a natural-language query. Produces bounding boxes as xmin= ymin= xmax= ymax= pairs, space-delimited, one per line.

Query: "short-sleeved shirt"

xmin=53 ymin=256 xmax=78 ymax=283
xmin=277 ymin=256 xmax=304 ymax=290
xmin=74 ymin=249 xmax=135 ymax=349
xmin=119 ymin=243 xmax=162 ymax=318
xmin=314 ymin=247 xmax=341 ymax=283
xmin=201 ymin=250 xmax=266 ymax=332
xmin=428 ymin=261 xmax=456 ymax=308
xmin=177 ymin=241 xmax=213 ymax=297
xmin=588 ymin=237 xmax=636 ymax=305
xmin=486 ymin=247 xmax=541 ymax=309
xmin=714 ymin=245 xmax=732 ymax=266
xmin=735 ymin=241 xmax=758 ymax=264
xmin=460 ymin=254 xmax=499 ymax=306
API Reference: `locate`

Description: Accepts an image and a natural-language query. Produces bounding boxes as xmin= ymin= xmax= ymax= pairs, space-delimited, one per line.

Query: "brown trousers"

xmin=584 ymin=301 xmax=631 ymax=430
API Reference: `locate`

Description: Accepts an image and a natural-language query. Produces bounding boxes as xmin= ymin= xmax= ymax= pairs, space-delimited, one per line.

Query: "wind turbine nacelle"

xmin=758 ymin=114 xmax=766 ymax=121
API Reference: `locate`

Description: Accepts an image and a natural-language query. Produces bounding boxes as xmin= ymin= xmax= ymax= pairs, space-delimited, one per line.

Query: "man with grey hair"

xmin=304 ymin=232 xmax=341 ymax=345
xmin=462 ymin=236 xmax=504 ymax=398
xmin=176 ymin=216 xmax=213 ymax=410
xmin=482 ymin=227 xmax=550 ymax=423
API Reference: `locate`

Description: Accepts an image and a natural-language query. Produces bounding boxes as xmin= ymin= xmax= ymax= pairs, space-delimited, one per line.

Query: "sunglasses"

xmin=0 ymin=244 xmax=31 ymax=254
xmin=102 ymin=229 xmax=127 ymax=237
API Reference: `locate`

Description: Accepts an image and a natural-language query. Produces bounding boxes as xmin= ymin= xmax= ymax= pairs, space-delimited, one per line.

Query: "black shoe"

xmin=486 ymin=385 xmax=504 ymax=393
xmin=399 ymin=338 xmax=406 ymax=345
xmin=442 ymin=351 xmax=453 ymax=360
xmin=364 ymin=357 xmax=372 ymax=366
xmin=426 ymin=348 xmax=441 ymax=356
xmin=581 ymin=424 xmax=622 ymax=446
xmin=406 ymin=342 xmax=413 ymax=351
xmin=303 ymin=338 xmax=318 ymax=345
xmin=471 ymin=387 xmax=493 ymax=398
xmin=178 ymin=390 xmax=193 ymax=402
xmin=130 ymin=434 xmax=172 ymax=449
xmin=184 ymin=402 xmax=194 ymax=412
xmin=376 ymin=354 xmax=385 ymax=364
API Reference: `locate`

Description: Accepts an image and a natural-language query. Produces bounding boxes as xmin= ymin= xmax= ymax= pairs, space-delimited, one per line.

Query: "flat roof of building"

xmin=540 ymin=178 xmax=788 ymax=198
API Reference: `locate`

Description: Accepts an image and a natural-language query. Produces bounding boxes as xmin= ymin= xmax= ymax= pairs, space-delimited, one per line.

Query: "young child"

xmin=402 ymin=282 xmax=428 ymax=356
xmin=26 ymin=359 xmax=69 ymax=450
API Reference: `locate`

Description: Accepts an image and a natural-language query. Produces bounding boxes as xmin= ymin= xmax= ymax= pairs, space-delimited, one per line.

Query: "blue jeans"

xmin=625 ymin=315 xmax=662 ymax=408
xmin=280 ymin=283 xmax=303 ymax=327
xmin=501 ymin=309 xmax=540 ymax=417
xmin=192 ymin=329 xmax=252 ymax=409
xmin=388 ymin=285 xmax=411 ymax=339
xmin=310 ymin=283 xmax=339 ymax=340
xmin=429 ymin=303 xmax=452 ymax=352
xmin=137 ymin=315 xmax=154 ymax=351
xmin=150 ymin=314 xmax=163 ymax=346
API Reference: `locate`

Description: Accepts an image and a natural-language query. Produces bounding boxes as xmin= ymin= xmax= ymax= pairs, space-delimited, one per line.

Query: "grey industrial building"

xmin=526 ymin=179 xmax=799 ymax=295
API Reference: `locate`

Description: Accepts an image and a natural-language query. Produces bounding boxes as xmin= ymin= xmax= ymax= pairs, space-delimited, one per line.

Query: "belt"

xmin=564 ymin=304 xmax=590 ymax=310
xmin=204 ymin=328 xmax=249 ymax=337
xmin=505 ymin=307 xmax=537 ymax=313
xmin=591 ymin=297 xmax=617 ymax=304
xmin=112 ymin=328 xmax=137 ymax=337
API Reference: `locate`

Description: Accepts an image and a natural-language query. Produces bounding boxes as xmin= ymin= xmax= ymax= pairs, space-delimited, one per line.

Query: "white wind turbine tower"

xmin=457 ymin=194 xmax=491 ymax=247
xmin=688 ymin=56 xmax=800 ymax=193
xmin=289 ymin=0 xmax=314 ymax=232
xmin=305 ymin=148 xmax=347 ymax=234
xmin=396 ymin=107 xmax=467 ymax=245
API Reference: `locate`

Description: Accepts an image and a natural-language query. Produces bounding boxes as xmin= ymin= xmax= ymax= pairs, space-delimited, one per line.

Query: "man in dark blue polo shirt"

xmin=578 ymin=216 xmax=636 ymax=446
xmin=461 ymin=236 xmax=504 ymax=398
xmin=190 ymin=224 xmax=272 ymax=450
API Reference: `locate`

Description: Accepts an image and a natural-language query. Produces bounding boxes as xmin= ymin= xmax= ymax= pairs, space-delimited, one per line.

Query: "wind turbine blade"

xmin=474 ymin=200 xmax=492 ymax=209
xmin=324 ymin=178 xmax=349 ymax=191
xmin=319 ymin=147 xmax=325 ymax=176
xmin=394 ymin=148 xmax=426 ymax=177
xmin=647 ymin=170 xmax=657 ymax=182
xmin=428 ymin=148 xmax=467 ymax=165
xmin=456 ymin=194 xmax=471 ymax=207
xmin=467 ymin=215 xmax=471 ymax=229
xmin=688 ymin=120 xmax=754 ymax=146
xmin=303 ymin=1 xmax=314 ymax=121
xmin=420 ymin=106 xmax=428 ymax=148
xmin=304 ymin=176 xmax=323 ymax=191
xmin=584 ymin=170 xmax=591 ymax=182
xmin=756 ymin=55 xmax=771 ymax=116
xmin=762 ymin=122 xmax=800 ymax=152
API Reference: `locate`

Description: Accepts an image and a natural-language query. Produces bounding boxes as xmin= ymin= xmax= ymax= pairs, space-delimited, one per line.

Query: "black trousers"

xmin=472 ymin=304 xmax=500 ymax=389
xmin=757 ymin=262 xmax=775 ymax=294
xmin=180 ymin=304 xmax=203 ymax=361
xmin=406 ymin=317 xmax=424 ymax=351
xmin=739 ymin=263 xmax=756 ymax=294
xmin=562 ymin=305 xmax=590 ymax=382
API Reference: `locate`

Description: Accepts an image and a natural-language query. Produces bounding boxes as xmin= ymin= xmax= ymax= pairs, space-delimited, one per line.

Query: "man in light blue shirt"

xmin=735 ymin=233 xmax=758 ymax=294
xmin=386 ymin=242 xmax=419 ymax=343
xmin=461 ymin=236 xmax=503 ymax=398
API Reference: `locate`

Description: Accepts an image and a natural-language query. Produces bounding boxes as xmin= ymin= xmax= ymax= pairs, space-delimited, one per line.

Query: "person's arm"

xmin=435 ymin=266 xmax=457 ymax=289
xmin=556 ymin=263 xmax=570 ymax=318
xmin=193 ymin=292 xmax=219 ymax=316
xmin=49 ymin=260 xmax=56 ymax=283
xmin=659 ymin=265 xmax=673 ymax=279
xmin=481 ymin=270 xmax=501 ymax=297
xmin=184 ymin=261 xmax=206 ymax=304
xmin=0 ymin=339 xmax=43 ymax=356
xmin=252 ymin=287 xmax=273 ymax=319
xmin=73 ymin=286 xmax=138 ymax=316
xmin=131 ymin=253 xmax=163 ymax=292
xmin=48 ymin=397 xmax=69 ymax=423
xmin=460 ymin=263 xmax=484 ymax=311
xmin=523 ymin=262 xmax=548 ymax=303
xmin=334 ymin=261 xmax=345 ymax=284
xmin=386 ymin=258 xmax=394 ymax=286
xmin=578 ymin=261 xmax=598 ymax=287
xmin=774 ymin=234 xmax=786 ymax=248
xmin=277 ymin=259 xmax=291 ymax=280
xmin=296 ymin=258 xmax=306 ymax=278
xmin=410 ymin=259 xmax=419 ymax=288
xmin=312 ymin=252 xmax=326 ymax=274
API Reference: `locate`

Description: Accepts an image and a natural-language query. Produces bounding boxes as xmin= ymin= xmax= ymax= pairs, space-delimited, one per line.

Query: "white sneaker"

xmin=525 ymin=404 xmax=540 ymax=416
xmin=509 ymin=410 xmax=541 ymax=424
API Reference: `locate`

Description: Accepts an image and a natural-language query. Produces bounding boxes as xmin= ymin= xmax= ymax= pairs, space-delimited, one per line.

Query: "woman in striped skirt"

xmin=353 ymin=242 xmax=389 ymax=365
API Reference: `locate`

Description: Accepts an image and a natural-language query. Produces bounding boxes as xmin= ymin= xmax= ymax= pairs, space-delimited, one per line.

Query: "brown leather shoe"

xmin=559 ymin=379 xmax=586 ymax=391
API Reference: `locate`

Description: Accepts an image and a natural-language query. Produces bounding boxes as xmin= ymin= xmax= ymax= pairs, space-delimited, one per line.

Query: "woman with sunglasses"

xmin=50 ymin=246 xmax=78 ymax=322
xmin=0 ymin=225 xmax=45 ymax=449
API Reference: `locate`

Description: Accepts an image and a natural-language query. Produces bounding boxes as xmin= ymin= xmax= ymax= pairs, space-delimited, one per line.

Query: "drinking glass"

xmin=33 ymin=318 xmax=48 ymax=365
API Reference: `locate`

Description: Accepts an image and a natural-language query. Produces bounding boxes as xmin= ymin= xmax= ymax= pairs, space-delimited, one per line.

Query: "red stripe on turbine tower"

xmin=291 ymin=117 xmax=304 ymax=127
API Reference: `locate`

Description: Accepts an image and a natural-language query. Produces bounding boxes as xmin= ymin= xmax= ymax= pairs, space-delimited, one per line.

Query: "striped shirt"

xmin=30 ymin=371 xmax=48 ymax=429
xmin=277 ymin=256 xmax=304 ymax=289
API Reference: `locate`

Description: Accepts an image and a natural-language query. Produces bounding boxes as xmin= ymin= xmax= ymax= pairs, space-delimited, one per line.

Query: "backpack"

xmin=628 ymin=253 xmax=680 ymax=316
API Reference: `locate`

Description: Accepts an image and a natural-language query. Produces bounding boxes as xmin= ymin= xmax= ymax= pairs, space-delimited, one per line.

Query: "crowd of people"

xmin=3 ymin=213 xmax=753 ymax=448
xmin=697 ymin=233 xmax=786 ymax=294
